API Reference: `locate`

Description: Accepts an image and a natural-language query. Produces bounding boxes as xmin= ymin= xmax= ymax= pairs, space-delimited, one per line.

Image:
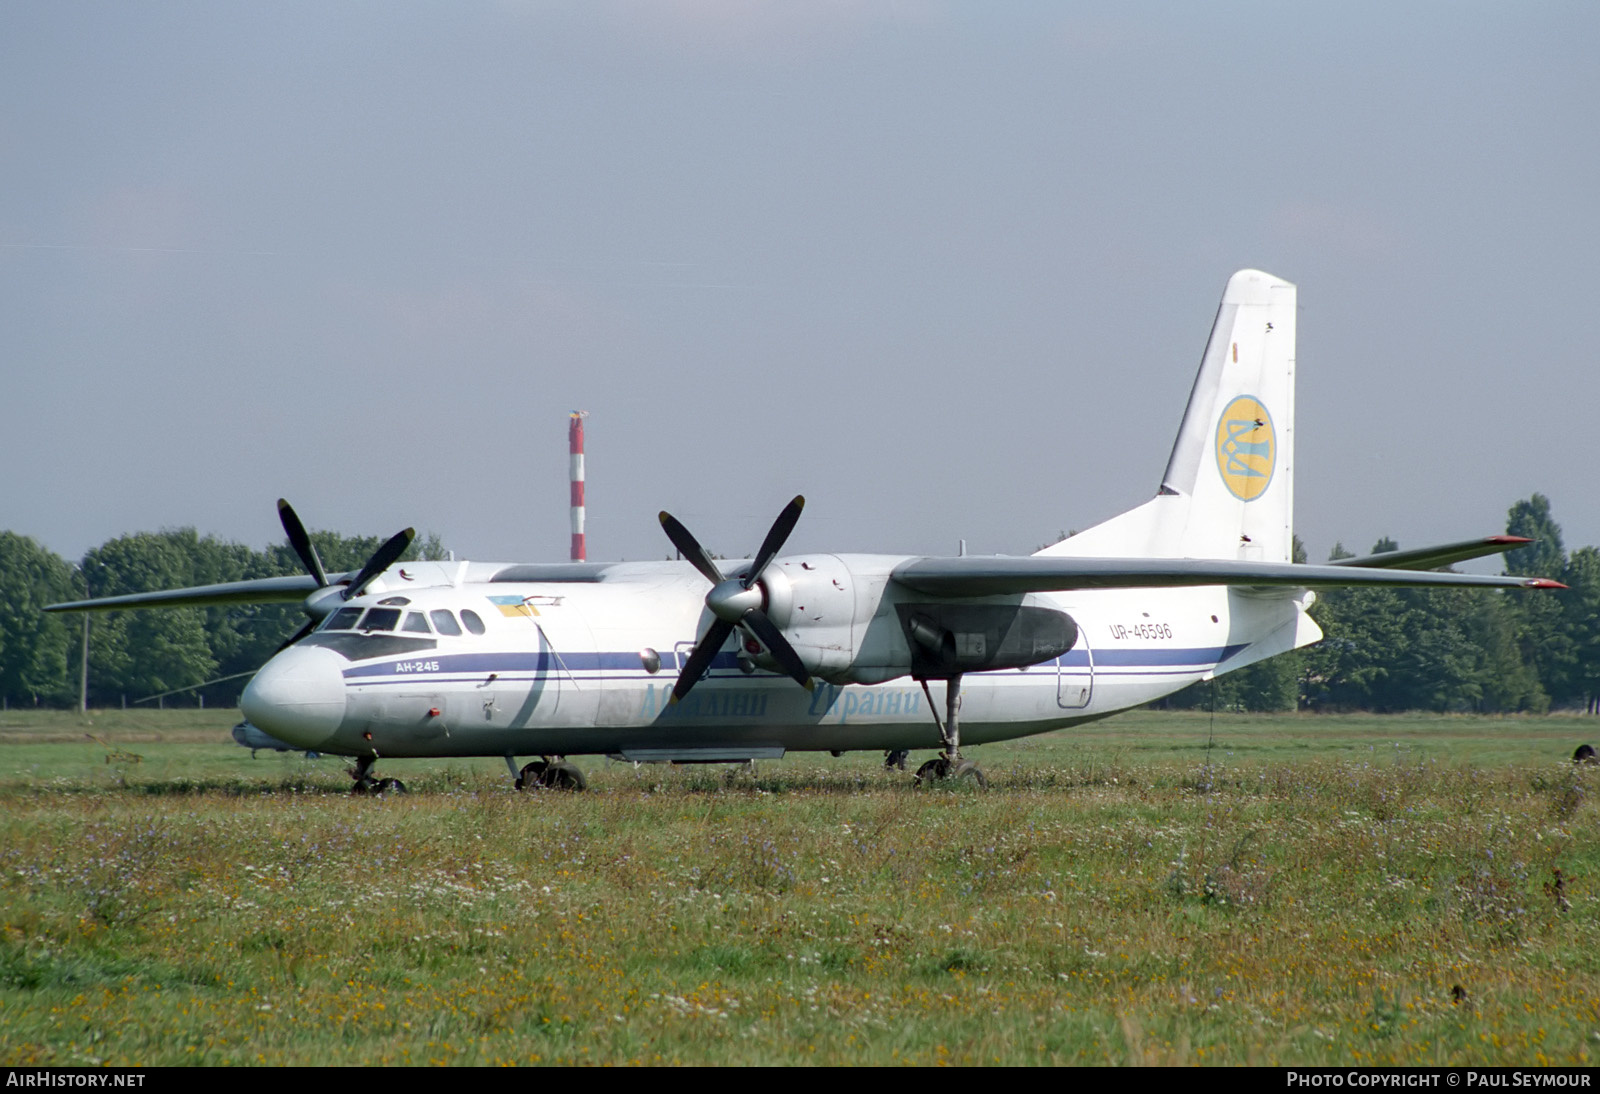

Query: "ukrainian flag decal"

xmin=1215 ymin=395 xmax=1275 ymax=501
xmin=488 ymin=594 xmax=539 ymax=618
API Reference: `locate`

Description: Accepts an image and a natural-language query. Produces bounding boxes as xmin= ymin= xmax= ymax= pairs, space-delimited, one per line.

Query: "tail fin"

xmin=1041 ymin=269 xmax=1297 ymax=561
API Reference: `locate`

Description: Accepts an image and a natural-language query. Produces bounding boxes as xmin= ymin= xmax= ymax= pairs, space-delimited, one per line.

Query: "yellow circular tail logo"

xmin=1215 ymin=395 xmax=1275 ymax=501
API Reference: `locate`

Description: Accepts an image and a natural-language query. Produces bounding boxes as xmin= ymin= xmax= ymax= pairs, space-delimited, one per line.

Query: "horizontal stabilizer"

xmin=1328 ymin=536 xmax=1531 ymax=572
xmin=891 ymin=555 xmax=1564 ymax=597
xmin=44 ymin=574 xmax=338 ymax=613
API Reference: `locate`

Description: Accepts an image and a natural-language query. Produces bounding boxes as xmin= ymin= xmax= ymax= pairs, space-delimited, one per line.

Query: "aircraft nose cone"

xmin=241 ymin=645 xmax=346 ymax=748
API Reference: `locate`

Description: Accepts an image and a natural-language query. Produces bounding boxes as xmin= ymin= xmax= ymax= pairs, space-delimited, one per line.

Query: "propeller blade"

xmin=276 ymin=618 xmax=318 ymax=653
xmin=659 ymin=511 xmax=725 ymax=585
xmin=671 ymin=618 xmax=734 ymax=703
xmin=744 ymin=495 xmax=804 ymax=590
xmin=343 ymin=527 xmax=416 ymax=601
xmin=740 ymin=608 xmax=811 ymax=690
xmin=277 ymin=499 xmax=328 ymax=587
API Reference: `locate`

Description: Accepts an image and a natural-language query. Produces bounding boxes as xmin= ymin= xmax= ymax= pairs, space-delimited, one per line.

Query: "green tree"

xmin=1559 ymin=547 xmax=1600 ymax=714
xmin=0 ymin=533 xmax=77 ymax=706
xmin=81 ymin=532 xmax=217 ymax=706
xmin=1504 ymin=495 xmax=1572 ymax=704
xmin=1464 ymin=589 xmax=1547 ymax=712
xmin=1303 ymin=539 xmax=1407 ymax=710
xmin=1505 ymin=494 xmax=1565 ymax=578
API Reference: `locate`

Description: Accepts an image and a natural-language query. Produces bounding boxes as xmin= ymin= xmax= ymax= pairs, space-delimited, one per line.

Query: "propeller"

xmin=277 ymin=498 xmax=328 ymax=588
xmin=274 ymin=499 xmax=415 ymax=650
xmin=660 ymin=495 xmax=811 ymax=702
xmin=342 ymin=526 xmax=417 ymax=601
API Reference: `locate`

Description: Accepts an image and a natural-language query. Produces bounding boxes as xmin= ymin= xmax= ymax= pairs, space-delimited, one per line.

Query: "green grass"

xmin=2 ymin=708 xmax=1598 ymax=1065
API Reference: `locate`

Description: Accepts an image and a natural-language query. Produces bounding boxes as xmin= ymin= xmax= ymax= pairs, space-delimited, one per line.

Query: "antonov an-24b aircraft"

xmin=48 ymin=271 xmax=1561 ymax=792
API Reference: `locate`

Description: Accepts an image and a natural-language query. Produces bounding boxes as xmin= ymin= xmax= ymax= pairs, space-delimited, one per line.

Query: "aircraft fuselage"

xmin=240 ymin=555 xmax=1305 ymax=762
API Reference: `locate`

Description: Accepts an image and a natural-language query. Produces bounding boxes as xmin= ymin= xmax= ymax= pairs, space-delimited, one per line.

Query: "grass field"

xmin=2 ymin=708 xmax=1597 ymax=1066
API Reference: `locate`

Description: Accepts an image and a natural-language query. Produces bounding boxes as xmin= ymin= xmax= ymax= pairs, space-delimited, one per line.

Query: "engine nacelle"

xmin=744 ymin=553 xmax=858 ymax=678
xmin=739 ymin=554 xmax=1077 ymax=686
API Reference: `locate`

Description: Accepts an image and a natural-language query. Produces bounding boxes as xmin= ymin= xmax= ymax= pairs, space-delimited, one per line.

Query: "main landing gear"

xmin=508 ymin=755 xmax=588 ymax=791
xmin=912 ymin=675 xmax=988 ymax=788
xmin=349 ymin=755 xmax=407 ymax=795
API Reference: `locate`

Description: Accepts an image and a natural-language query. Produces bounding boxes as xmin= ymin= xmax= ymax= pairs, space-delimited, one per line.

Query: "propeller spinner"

xmin=660 ymin=495 xmax=812 ymax=702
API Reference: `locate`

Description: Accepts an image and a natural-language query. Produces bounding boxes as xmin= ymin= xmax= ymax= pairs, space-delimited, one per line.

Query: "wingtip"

xmin=1527 ymin=578 xmax=1568 ymax=590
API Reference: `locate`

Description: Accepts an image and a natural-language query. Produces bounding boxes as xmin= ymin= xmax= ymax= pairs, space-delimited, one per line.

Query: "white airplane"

xmin=47 ymin=270 xmax=1562 ymax=792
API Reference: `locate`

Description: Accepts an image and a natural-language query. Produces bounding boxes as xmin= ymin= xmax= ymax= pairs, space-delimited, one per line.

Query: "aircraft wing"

xmin=43 ymin=574 xmax=337 ymax=613
xmin=1326 ymin=535 xmax=1532 ymax=572
xmin=890 ymin=555 xmax=1564 ymax=597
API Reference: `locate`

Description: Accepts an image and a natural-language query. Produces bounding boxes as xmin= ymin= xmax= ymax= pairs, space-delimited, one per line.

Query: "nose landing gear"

xmin=348 ymin=755 xmax=407 ymax=795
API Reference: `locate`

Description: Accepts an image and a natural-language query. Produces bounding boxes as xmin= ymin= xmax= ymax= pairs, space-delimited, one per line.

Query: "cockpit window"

xmin=430 ymin=610 xmax=462 ymax=636
xmin=360 ymin=608 xmax=402 ymax=632
xmin=402 ymin=611 xmax=432 ymax=634
xmin=460 ymin=609 xmax=486 ymax=635
xmin=323 ymin=606 xmax=364 ymax=631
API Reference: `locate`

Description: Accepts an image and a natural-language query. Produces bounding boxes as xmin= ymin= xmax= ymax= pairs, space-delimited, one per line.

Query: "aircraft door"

xmin=1057 ymin=632 xmax=1094 ymax=709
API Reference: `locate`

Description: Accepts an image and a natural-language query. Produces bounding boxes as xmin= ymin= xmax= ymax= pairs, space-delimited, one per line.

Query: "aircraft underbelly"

xmin=332 ymin=649 xmax=1209 ymax=758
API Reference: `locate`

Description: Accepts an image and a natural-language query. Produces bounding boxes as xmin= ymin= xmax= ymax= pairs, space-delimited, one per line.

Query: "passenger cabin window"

xmin=378 ymin=596 xmax=411 ymax=606
xmin=361 ymin=608 xmax=402 ymax=632
xmin=430 ymin=610 xmax=462 ymax=636
xmin=324 ymin=606 xmax=364 ymax=631
xmin=402 ymin=612 xmax=432 ymax=634
xmin=460 ymin=609 xmax=486 ymax=635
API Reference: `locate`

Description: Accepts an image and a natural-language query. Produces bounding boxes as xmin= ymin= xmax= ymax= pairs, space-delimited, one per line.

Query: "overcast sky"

xmin=4 ymin=2 xmax=1596 ymax=571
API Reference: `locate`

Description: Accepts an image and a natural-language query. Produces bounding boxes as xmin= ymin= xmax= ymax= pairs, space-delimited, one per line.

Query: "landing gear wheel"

xmin=912 ymin=756 xmax=987 ymax=788
xmin=516 ymin=759 xmax=586 ymax=791
xmin=951 ymin=759 xmax=988 ymax=788
xmin=1575 ymin=744 xmax=1597 ymax=765
xmin=541 ymin=760 xmax=587 ymax=791
xmin=348 ymin=756 xmax=402 ymax=795
xmin=885 ymin=749 xmax=908 ymax=771
xmin=352 ymin=775 xmax=407 ymax=795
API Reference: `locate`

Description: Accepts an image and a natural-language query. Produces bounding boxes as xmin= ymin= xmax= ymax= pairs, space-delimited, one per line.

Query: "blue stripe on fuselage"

xmin=339 ymin=644 xmax=1249 ymax=680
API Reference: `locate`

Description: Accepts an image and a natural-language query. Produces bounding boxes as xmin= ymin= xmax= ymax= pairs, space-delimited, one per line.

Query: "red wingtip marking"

xmin=1489 ymin=535 xmax=1533 ymax=546
xmin=1527 ymin=579 xmax=1567 ymax=589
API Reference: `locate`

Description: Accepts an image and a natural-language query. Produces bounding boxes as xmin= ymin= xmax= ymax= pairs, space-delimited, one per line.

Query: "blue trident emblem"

xmin=1221 ymin=417 xmax=1270 ymax=478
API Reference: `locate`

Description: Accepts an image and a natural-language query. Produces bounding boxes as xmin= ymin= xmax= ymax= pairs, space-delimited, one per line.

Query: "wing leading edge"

xmin=44 ymin=574 xmax=332 ymax=613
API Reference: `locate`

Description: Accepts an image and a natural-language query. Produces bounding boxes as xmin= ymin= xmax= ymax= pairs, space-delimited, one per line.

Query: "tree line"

xmin=2 ymin=495 xmax=1595 ymax=713
xmin=1170 ymin=495 xmax=1600 ymax=713
xmin=0 ymin=527 xmax=446 ymax=710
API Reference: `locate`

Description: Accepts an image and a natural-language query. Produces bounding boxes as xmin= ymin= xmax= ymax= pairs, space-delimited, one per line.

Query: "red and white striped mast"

xmin=568 ymin=411 xmax=588 ymax=561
